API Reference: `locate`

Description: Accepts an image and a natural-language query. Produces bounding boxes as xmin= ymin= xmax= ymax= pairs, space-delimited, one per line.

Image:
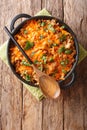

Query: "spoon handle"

xmin=5 ymin=26 xmax=61 ymax=99
xmin=4 ymin=26 xmax=33 ymax=64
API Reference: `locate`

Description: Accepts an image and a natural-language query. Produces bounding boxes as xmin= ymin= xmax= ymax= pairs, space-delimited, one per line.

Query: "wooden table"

xmin=0 ymin=0 xmax=87 ymax=130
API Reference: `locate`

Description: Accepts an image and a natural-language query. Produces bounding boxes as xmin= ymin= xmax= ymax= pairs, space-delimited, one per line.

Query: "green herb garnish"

xmin=60 ymin=59 xmax=69 ymax=66
xmin=49 ymin=57 xmax=54 ymax=62
xmin=21 ymin=60 xmax=31 ymax=66
xmin=61 ymin=25 xmax=65 ymax=29
xmin=24 ymin=30 xmax=28 ymax=34
xmin=48 ymin=24 xmax=56 ymax=33
xmin=25 ymin=74 xmax=31 ymax=81
xmin=50 ymin=43 xmax=58 ymax=48
xmin=40 ymin=22 xmax=46 ymax=26
xmin=60 ymin=61 xmax=65 ymax=66
xmin=65 ymin=59 xmax=69 ymax=64
xmin=65 ymin=49 xmax=72 ymax=54
xmin=39 ymin=35 xmax=44 ymax=40
xmin=62 ymin=69 xmax=67 ymax=74
xmin=44 ymin=28 xmax=48 ymax=32
xmin=38 ymin=64 xmax=43 ymax=71
xmin=58 ymin=46 xmax=65 ymax=54
xmin=34 ymin=60 xmax=40 ymax=64
xmin=41 ymin=54 xmax=47 ymax=64
xmin=24 ymin=41 xmax=34 ymax=50
xmin=60 ymin=34 xmax=66 ymax=42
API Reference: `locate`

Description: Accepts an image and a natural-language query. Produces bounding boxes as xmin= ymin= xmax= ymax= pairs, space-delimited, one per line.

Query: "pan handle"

xmin=60 ymin=72 xmax=75 ymax=89
xmin=10 ymin=14 xmax=31 ymax=32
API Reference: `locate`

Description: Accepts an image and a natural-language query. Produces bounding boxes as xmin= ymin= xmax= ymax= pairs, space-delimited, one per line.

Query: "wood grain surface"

xmin=0 ymin=0 xmax=87 ymax=130
xmin=63 ymin=1 xmax=87 ymax=130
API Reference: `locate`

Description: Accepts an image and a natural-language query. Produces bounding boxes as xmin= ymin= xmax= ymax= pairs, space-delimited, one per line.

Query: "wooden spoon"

xmin=32 ymin=65 xmax=60 ymax=98
xmin=4 ymin=26 xmax=61 ymax=99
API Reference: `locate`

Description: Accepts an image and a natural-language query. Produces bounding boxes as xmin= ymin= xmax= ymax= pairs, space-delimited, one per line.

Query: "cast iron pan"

xmin=7 ymin=14 xmax=79 ymax=89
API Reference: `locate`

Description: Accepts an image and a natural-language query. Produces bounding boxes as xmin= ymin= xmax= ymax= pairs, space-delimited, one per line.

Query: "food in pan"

xmin=10 ymin=19 xmax=76 ymax=84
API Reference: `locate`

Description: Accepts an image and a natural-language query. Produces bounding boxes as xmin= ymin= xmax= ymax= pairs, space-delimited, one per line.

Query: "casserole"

xmin=7 ymin=14 xmax=79 ymax=89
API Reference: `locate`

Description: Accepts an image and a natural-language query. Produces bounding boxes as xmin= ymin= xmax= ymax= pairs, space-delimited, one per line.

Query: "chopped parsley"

xmin=49 ymin=57 xmax=54 ymax=62
xmin=65 ymin=49 xmax=72 ymax=54
xmin=62 ymin=69 xmax=67 ymax=74
xmin=25 ymin=74 xmax=31 ymax=81
xmin=39 ymin=35 xmax=44 ymax=40
xmin=24 ymin=41 xmax=34 ymax=50
xmin=60 ymin=34 xmax=66 ymax=42
xmin=40 ymin=22 xmax=46 ymax=26
xmin=24 ymin=30 xmax=28 ymax=34
xmin=41 ymin=54 xmax=47 ymax=64
xmin=58 ymin=46 xmax=65 ymax=54
xmin=61 ymin=25 xmax=65 ymax=29
xmin=38 ymin=64 xmax=43 ymax=71
xmin=44 ymin=28 xmax=48 ymax=32
xmin=48 ymin=24 xmax=56 ymax=33
xmin=21 ymin=60 xmax=31 ymax=66
xmin=60 ymin=59 xmax=69 ymax=66
xmin=34 ymin=60 xmax=41 ymax=65
xmin=50 ymin=43 xmax=58 ymax=48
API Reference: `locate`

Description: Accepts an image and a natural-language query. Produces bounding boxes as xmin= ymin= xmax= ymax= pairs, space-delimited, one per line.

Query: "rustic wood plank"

xmin=80 ymin=59 xmax=87 ymax=130
xmin=0 ymin=5 xmax=3 ymax=126
xmin=42 ymin=96 xmax=63 ymax=130
xmin=42 ymin=0 xmax=63 ymax=19
xmin=0 ymin=61 xmax=2 ymax=130
xmin=64 ymin=0 xmax=87 ymax=48
xmin=42 ymin=1 xmax=64 ymax=130
xmin=63 ymin=0 xmax=87 ymax=130
xmin=63 ymin=59 xmax=87 ymax=130
xmin=21 ymin=1 xmax=42 ymax=130
xmin=1 ymin=69 xmax=22 ymax=130
xmin=21 ymin=0 xmax=42 ymax=16
xmin=63 ymin=79 xmax=84 ymax=130
xmin=22 ymin=89 xmax=42 ymax=130
xmin=82 ymin=59 xmax=87 ymax=130
xmin=0 ymin=0 xmax=23 ymax=130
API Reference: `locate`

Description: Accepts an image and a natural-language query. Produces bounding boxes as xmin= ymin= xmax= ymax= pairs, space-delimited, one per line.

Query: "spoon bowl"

xmin=39 ymin=75 xmax=60 ymax=98
xmin=32 ymin=65 xmax=61 ymax=98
